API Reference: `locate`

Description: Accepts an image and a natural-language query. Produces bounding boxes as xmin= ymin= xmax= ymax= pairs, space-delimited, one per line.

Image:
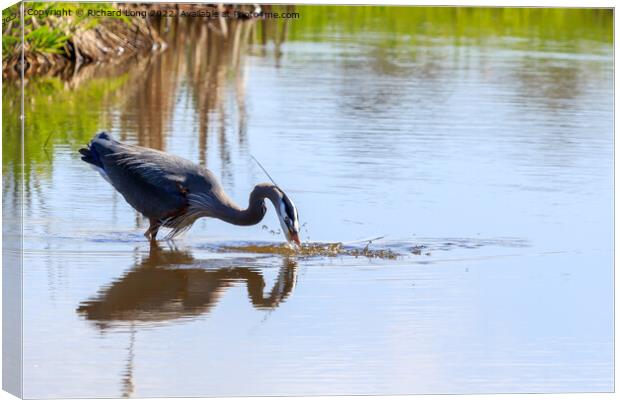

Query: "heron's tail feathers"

xmin=79 ymin=132 xmax=112 ymax=168
xmin=78 ymin=146 xmax=102 ymax=168
xmin=80 ymin=132 xmax=117 ymax=185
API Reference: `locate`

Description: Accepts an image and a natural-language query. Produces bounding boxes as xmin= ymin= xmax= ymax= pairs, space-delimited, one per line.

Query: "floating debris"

xmin=411 ymin=245 xmax=427 ymax=255
xmin=218 ymin=241 xmax=399 ymax=259
xmin=206 ymin=235 xmax=528 ymax=262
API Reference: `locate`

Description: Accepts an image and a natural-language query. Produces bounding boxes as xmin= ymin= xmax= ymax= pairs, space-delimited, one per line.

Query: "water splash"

xmin=217 ymin=242 xmax=400 ymax=259
xmin=209 ymin=236 xmax=529 ymax=261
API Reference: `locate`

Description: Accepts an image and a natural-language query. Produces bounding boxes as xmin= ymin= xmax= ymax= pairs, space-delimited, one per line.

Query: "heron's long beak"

xmin=289 ymin=231 xmax=301 ymax=246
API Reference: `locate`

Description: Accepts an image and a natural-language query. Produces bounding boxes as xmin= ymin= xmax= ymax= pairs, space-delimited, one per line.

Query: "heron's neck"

xmin=217 ymin=183 xmax=279 ymax=226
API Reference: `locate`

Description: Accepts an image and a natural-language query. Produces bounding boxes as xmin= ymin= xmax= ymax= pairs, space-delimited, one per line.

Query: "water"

xmin=3 ymin=8 xmax=613 ymax=397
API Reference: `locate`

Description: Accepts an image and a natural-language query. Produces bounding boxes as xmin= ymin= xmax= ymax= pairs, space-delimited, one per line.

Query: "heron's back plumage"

xmin=80 ymin=132 xmax=226 ymax=238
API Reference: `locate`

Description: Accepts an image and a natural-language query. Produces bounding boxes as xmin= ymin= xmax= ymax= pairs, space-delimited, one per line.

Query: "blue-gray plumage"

xmin=79 ymin=132 xmax=301 ymax=244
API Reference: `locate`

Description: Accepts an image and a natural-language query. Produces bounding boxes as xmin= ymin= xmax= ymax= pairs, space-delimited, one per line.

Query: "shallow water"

xmin=3 ymin=7 xmax=613 ymax=397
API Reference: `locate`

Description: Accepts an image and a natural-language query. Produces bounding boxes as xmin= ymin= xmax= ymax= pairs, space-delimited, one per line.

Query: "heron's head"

xmin=275 ymin=191 xmax=301 ymax=246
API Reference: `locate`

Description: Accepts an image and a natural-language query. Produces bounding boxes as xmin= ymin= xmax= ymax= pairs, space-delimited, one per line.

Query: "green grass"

xmin=25 ymin=26 xmax=70 ymax=54
xmin=2 ymin=35 xmax=20 ymax=57
xmin=2 ymin=2 xmax=130 ymax=59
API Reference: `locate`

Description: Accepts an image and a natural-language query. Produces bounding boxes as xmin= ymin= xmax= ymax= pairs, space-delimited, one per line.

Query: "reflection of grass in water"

xmin=282 ymin=6 xmax=611 ymax=45
xmin=2 ymin=74 xmax=128 ymax=180
xmin=220 ymin=242 xmax=399 ymax=259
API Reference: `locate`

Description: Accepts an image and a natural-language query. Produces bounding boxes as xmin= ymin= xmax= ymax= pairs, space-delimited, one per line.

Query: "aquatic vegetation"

xmin=213 ymin=236 xmax=529 ymax=261
xmin=219 ymin=241 xmax=400 ymax=259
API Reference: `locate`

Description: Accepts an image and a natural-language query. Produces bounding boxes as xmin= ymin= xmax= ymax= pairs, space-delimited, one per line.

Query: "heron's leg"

xmin=145 ymin=218 xmax=160 ymax=242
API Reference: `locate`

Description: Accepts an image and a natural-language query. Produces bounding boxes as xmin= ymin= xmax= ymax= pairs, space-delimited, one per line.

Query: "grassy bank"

xmin=3 ymin=3 xmax=123 ymax=57
xmin=2 ymin=2 xmax=162 ymax=78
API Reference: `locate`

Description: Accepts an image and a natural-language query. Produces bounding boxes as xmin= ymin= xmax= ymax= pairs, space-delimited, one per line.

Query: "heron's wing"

xmin=85 ymin=133 xmax=224 ymax=236
xmin=90 ymin=137 xmax=196 ymax=218
xmin=107 ymin=145 xmax=190 ymax=190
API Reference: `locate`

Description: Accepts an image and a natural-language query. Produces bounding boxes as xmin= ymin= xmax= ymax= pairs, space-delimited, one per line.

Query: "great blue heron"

xmin=79 ymin=132 xmax=301 ymax=245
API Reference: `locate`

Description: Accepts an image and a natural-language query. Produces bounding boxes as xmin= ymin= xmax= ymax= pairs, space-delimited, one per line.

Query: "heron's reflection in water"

xmin=77 ymin=244 xmax=298 ymax=328
xmin=77 ymin=245 xmax=298 ymax=397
